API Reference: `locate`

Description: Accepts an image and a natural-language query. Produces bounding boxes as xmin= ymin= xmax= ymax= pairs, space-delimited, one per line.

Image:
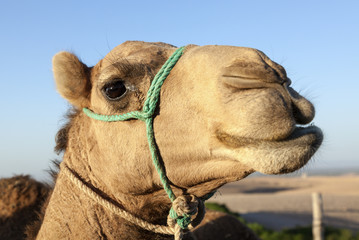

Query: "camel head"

xmin=52 ymin=41 xmax=323 ymax=199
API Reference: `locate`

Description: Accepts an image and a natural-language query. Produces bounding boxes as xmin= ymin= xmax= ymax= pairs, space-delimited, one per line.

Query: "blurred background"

xmin=0 ymin=1 xmax=358 ymax=238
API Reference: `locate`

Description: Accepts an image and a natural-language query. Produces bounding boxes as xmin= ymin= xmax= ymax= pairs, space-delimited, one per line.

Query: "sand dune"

xmin=210 ymin=176 xmax=359 ymax=231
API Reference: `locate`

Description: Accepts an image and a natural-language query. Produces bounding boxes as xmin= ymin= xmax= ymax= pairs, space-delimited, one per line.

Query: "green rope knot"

xmin=169 ymin=208 xmax=192 ymax=229
xmin=169 ymin=194 xmax=207 ymax=230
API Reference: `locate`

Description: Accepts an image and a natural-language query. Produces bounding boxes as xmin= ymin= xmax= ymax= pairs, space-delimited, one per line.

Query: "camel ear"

xmin=52 ymin=51 xmax=91 ymax=108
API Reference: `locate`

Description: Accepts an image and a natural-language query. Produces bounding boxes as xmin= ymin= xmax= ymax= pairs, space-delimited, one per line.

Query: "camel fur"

xmin=0 ymin=176 xmax=49 ymax=240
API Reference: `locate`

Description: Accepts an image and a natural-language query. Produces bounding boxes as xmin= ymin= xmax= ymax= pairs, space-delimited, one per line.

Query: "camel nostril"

xmin=222 ymin=76 xmax=267 ymax=89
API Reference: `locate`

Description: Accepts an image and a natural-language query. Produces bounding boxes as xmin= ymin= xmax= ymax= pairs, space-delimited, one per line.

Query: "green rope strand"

xmin=83 ymin=46 xmax=184 ymax=200
xmin=82 ymin=46 xmax=214 ymax=230
xmin=145 ymin=117 xmax=176 ymax=201
xmin=83 ymin=47 xmax=185 ymax=123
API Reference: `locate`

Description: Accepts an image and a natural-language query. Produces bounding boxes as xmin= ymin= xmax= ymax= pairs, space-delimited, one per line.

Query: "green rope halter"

xmin=83 ymin=46 xmax=210 ymax=229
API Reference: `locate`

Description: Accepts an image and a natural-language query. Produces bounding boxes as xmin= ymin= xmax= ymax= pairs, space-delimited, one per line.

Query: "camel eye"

xmin=103 ymin=80 xmax=127 ymax=100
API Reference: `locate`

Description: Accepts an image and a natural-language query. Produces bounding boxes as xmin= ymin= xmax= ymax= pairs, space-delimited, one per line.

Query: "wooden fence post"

xmin=312 ymin=192 xmax=324 ymax=240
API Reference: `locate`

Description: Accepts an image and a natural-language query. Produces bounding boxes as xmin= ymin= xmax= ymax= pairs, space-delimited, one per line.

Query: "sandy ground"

xmin=209 ymin=176 xmax=359 ymax=231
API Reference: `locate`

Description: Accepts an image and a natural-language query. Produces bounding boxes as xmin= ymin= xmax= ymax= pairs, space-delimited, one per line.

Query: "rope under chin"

xmin=62 ymin=164 xmax=211 ymax=239
xmin=64 ymin=46 xmax=215 ymax=240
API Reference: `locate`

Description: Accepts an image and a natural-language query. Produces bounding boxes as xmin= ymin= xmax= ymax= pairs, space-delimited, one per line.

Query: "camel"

xmin=0 ymin=175 xmax=49 ymax=240
xmin=5 ymin=41 xmax=323 ymax=239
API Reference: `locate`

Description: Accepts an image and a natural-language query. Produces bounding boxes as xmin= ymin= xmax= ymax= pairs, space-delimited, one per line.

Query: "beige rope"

xmin=62 ymin=163 xmax=205 ymax=239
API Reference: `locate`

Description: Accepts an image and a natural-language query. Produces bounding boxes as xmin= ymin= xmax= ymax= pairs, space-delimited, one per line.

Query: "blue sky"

xmin=0 ymin=1 xmax=358 ymax=180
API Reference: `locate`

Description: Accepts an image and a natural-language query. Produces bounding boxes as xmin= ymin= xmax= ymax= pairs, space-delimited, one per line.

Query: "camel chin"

xmin=214 ymin=125 xmax=323 ymax=175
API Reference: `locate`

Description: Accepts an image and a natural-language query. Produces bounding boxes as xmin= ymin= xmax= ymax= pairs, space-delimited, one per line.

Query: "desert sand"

xmin=209 ymin=175 xmax=359 ymax=231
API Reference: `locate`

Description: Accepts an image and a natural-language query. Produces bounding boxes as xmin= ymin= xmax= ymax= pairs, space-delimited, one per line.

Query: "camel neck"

xmin=36 ymin=112 xmax=197 ymax=239
xmin=36 ymin=167 xmax=174 ymax=240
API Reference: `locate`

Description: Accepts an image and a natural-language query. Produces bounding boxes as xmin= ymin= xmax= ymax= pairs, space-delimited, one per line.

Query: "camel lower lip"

xmin=216 ymin=125 xmax=323 ymax=149
xmin=214 ymin=125 xmax=323 ymax=174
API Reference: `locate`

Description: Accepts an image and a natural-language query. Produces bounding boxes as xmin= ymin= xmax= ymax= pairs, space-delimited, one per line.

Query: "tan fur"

xmin=52 ymin=52 xmax=91 ymax=108
xmin=35 ymin=41 xmax=322 ymax=239
xmin=0 ymin=176 xmax=49 ymax=240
